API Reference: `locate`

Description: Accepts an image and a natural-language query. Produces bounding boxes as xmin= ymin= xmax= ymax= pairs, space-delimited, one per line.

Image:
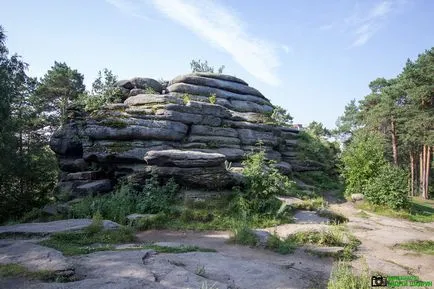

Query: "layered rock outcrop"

xmin=50 ymin=73 xmax=317 ymax=200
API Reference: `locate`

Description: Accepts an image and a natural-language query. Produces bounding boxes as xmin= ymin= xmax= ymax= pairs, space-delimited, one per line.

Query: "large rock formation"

xmin=50 ymin=73 xmax=318 ymax=200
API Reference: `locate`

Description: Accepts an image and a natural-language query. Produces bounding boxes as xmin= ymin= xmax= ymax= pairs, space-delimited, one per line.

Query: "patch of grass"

xmin=0 ymin=263 xmax=76 ymax=282
xmin=133 ymin=194 xmax=292 ymax=231
xmin=355 ymin=211 xmax=370 ymax=218
xmin=291 ymin=196 xmax=326 ymax=211
xmin=293 ymin=171 xmax=342 ymax=191
xmin=265 ymin=233 xmax=297 ymax=254
xmin=316 ymin=209 xmax=349 ymax=224
xmin=396 ymin=240 xmax=434 ymax=255
xmin=230 ymin=223 xmax=259 ymax=246
xmin=139 ymin=244 xmax=216 ymax=254
xmin=355 ymin=200 xmax=434 ymax=223
xmin=327 ymin=261 xmax=370 ymax=289
xmin=40 ymin=215 xmax=135 ymax=256
xmin=195 ymin=264 xmax=206 ymax=277
xmin=288 ymin=226 xmax=360 ymax=260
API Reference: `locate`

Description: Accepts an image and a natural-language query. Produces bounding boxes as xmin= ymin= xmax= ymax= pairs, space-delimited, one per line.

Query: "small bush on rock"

xmin=209 ymin=93 xmax=217 ymax=104
xmin=182 ymin=93 xmax=191 ymax=104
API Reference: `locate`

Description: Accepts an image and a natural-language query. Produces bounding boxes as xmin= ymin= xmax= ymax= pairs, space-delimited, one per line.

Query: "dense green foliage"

xmin=34 ymin=61 xmax=86 ymax=130
xmin=270 ymin=105 xmax=293 ymax=126
xmin=0 ymin=26 xmax=59 ymax=223
xmin=69 ymin=176 xmax=179 ymax=223
xmin=341 ymin=130 xmax=387 ymax=196
xmin=75 ymin=68 xmax=123 ymax=112
xmin=296 ymin=122 xmax=341 ymax=190
xmin=337 ymin=47 xmax=434 ymax=202
xmin=363 ymin=164 xmax=410 ymax=209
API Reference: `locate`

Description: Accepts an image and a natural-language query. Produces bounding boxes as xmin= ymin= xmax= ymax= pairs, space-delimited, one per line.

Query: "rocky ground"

xmin=0 ymin=198 xmax=433 ymax=289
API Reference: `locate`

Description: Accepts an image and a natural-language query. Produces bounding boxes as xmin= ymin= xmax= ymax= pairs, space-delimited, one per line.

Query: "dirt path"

xmin=328 ymin=200 xmax=434 ymax=282
xmin=137 ymin=198 xmax=434 ymax=285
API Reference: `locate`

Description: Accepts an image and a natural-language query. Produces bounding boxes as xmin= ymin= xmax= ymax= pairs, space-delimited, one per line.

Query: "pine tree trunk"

xmin=424 ymin=146 xmax=431 ymax=199
xmin=410 ymin=152 xmax=414 ymax=196
xmin=391 ymin=120 xmax=398 ymax=166
xmin=420 ymin=150 xmax=424 ymax=197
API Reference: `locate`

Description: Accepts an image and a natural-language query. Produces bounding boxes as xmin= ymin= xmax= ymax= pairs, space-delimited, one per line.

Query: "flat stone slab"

xmin=72 ymin=250 xmax=156 ymax=281
xmin=293 ymin=210 xmax=330 ymax=224
xmin=0 ymin=242 xmax=71 ymax=272
xmin=153 ymin=242 xmax=186 ymax=248
xmin=144 ymin=149 xmax=226 ymax=168
xmin=0 ymin=219 xmax=120 ymax=235
xmin=252 ymin=229 xmax=271 ymax=246
xmin=304 ymin=246 xmax=345 ymax=254
xmin=8 ymin=278 xmax=174 ymax=289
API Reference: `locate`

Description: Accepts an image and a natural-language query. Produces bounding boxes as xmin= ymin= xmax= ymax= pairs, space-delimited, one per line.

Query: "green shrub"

xmin=230 ymin=223 xmax=258 ymax=246
xmin=69 ymin=176 xmax=179 ymax=224
xmin=241 ymin=151 xmax=297 ymax=215
xmin=208 ymin=93 xmax=217 ymax=104
xmin=341 ymin=130 xmax=387 ymax=196
xmin=265 ymin=233 xmax=296 ymax=254
xmin=363 ymin=164 xmax=410 ymax=209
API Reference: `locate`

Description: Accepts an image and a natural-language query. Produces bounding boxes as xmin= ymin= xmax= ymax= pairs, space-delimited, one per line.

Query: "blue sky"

xmin=1 ymin=0 xmax=433 ymax=128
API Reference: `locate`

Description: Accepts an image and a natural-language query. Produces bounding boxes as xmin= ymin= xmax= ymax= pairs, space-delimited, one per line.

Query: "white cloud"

xmin=281 ymin=45 xmax=292 ymax=54
xmin=347 ymin=0 xmax=394 ymax=47
xmin=149 ymin=0 xmax=281 ymax=86
xmin=319 ymin=23 xmax=334 ymax=31
xmin=105 ymin=0 xmax=150 ymax=20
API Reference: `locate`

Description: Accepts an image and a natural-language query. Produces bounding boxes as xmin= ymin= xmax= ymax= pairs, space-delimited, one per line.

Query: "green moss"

xmin=0 ymin=263 xmax=77 ymax=282
xmin=107 ymin=143 xmax=133 ymax=153
xmin=101 ymin=120 xmax=128 ymax=128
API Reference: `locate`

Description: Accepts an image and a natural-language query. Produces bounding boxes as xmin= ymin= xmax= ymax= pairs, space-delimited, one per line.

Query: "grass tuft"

xmin=327 ymin=261 xmax=370 ymax=289
xmin=39 ymin=215 xmax=135 ymax=256
xmin=355 ymin=199 xmax=434 ymax=223
xmin=0 ymin=263 xmax=77 ymax=282
xmin=230 ymin=223 xmax=259 ymax=246
xmin=396 ymin=240 xmax=434 ymax=255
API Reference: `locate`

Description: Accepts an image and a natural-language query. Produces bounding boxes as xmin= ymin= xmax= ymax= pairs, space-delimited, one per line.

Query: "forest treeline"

xmin=336 ymin=47 xmax=434 ymax=207
xmin=0 ymin=24 xmax=432 ymax=222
